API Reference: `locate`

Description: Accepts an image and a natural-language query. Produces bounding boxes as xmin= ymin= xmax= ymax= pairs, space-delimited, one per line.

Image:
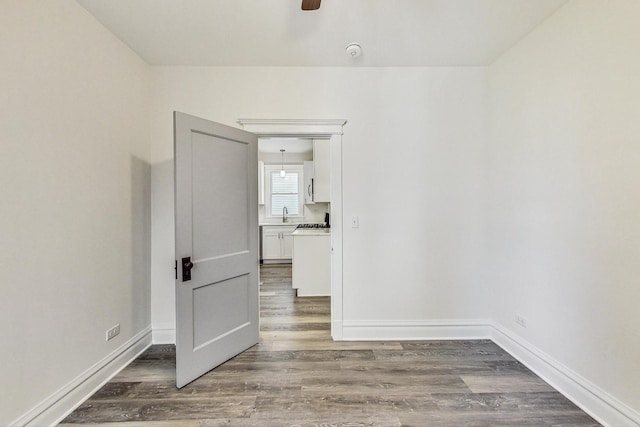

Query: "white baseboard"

xmin=337 ymin=318 xmax=639 ymax=426
xmin=12 ymin=326 xmax=152 ymax=427
xmin=13 ymin=318 xmax=637 ymax=427
xmin=331 ymin=319 xmax=343 ymax=340
xmin=152 ymin=322 xmax=176 ymax=344
xmin=340 ymin=319 xmax=492 ymax=341
xmin=490 ymin=322 xmax=639 ymax=427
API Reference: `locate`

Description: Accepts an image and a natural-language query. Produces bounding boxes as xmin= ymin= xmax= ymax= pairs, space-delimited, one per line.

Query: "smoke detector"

xmin=345 ymin=43 xmax=362 ymax=59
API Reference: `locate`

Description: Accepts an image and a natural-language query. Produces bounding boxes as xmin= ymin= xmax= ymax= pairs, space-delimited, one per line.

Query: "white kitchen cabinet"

xmin=262 ymin=225 xmax=296 ymax=261
xmin=302 ymin=140 xmax=330 ymax=205
xmin=292 ymin=230 xmax=331 ymax=295
xmin=261 ymin=227 xmax=281 ymax=259
xmin=303 ymin=160 xmax=314 ymax=205
xmin=281 ymin=230 xmax=294 ymax=258
xmin=313 ymin=140 xmax=330 ymax=202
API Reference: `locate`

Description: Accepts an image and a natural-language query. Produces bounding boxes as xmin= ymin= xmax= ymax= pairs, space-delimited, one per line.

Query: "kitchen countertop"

xmin=259 ymin=222 xmax=326 ymax=227
xmin=292 ymin=228 xmax=331 ymax=236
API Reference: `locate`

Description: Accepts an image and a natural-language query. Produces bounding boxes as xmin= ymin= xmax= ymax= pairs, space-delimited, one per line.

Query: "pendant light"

xmin=280 ymin=149 xmax=286 ymax=177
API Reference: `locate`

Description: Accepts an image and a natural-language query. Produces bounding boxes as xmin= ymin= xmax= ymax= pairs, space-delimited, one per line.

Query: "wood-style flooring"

xmin=61 ymin=264 xmax=599 ymax=426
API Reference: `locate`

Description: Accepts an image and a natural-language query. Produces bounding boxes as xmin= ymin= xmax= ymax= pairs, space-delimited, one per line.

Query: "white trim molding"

xmin=491 ymin=322 xmax=640 ymax=427
xmin=340 ymin=319 xmax=492 ymax=341
xmin=237 ymin=118 xmax=347 ymax=341
xmin=14 ymin=318 xmax=637 ymax=426
xmin=12 ymin=326 xmax=152 ymax=427
xmin=238 ymin=118 xmax=347 ymax=136
xmin=337 ymin=318 xmax=639 ymax=426
xmin=152 ymin=322 xmax=176 ymax=344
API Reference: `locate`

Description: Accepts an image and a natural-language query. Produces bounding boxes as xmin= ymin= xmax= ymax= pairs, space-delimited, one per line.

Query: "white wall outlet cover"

xmin=351 ymin=216 xmax=359 ymax=228
xmin=106 ymin=324 xmax=121 ymax=341
xmin=515 ymin=314 xmax=527 ymax=328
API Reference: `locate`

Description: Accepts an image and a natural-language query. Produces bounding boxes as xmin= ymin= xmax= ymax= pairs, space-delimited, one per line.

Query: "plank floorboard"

xmin=61 ymin=264 xmax=599 ymax=426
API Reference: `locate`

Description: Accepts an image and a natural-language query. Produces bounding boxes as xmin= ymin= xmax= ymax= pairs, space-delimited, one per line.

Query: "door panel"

xmin=174 ymin=111 xmax=258 ymax=388
xmin=192 ymin=274 xmax=250 ymax=350
xmin=192 ymin=132 xmax=249 ymax=260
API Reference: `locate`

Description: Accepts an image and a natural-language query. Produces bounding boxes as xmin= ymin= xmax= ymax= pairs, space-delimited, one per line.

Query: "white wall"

xmin=0 ymin=1 xmax=151 ymax=424
xmin=302 ymin=203 xmax=331 ymax=224
xmin=149 ymin=67 xmax=489 ymax=337
xmin=487 ymin=0 xmax=640 ymax=418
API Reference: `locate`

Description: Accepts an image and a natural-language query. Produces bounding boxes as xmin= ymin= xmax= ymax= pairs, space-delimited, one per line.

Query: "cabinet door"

xmin=293 ymin=234 xmax=331 ymax=296
xmin=303 ymin=161 xmax=315 ymax=204
xmin=262 ymin=227 xmax=282 ymax=260
xmin=313 ymin=140 xmax=330 ymax=202
xmin=280 ymin=226 xmax=296 ymax=259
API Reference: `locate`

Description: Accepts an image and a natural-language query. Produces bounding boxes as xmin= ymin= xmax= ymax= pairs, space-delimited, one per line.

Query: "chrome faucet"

xmin=282 ymin=206 xmax=288 ymax=223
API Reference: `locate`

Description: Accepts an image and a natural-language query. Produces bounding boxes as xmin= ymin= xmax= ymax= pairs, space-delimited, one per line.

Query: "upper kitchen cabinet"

xmin=313 ymin=140 xmax=330 ymax=202
xmin=303 ymin=139 xmax=330 ymax=204
xmin=303 ymin=160 xmax=314 ymax=205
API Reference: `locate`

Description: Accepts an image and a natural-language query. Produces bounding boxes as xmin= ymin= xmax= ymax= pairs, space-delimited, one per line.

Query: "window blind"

xmin=270 ymin=172 xmax=300 ymax=216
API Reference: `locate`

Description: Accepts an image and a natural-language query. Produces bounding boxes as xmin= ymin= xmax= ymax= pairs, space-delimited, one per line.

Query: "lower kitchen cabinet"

xmin=292 ymin=232 xmax=331 ymax=296
xmin=262 ymin=225 xmax=296 ymax=261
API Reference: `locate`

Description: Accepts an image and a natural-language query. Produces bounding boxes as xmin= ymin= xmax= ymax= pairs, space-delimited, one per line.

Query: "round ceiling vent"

xmin=345 ymin=43 xmax=362 ymax=59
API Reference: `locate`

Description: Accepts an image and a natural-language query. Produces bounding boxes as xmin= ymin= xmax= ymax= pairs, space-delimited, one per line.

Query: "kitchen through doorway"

xmin=258 ymin=137 xmax=331 ymax=336
xmin=238 ymin=119 xmax=346 ymax=340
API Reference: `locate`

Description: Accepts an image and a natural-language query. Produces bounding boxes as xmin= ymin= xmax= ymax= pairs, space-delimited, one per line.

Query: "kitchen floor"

xmin=61 ymin=264 xmax=599 ymax=426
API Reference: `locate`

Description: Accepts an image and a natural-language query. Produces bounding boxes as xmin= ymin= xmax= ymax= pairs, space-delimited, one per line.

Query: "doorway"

xmin=238 ymin=118 xmax=346 ymax=340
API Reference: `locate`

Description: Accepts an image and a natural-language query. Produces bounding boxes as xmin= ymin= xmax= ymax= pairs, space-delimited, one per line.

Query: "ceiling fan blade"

xmin=301 ymin=0 xmax=321 ymax=11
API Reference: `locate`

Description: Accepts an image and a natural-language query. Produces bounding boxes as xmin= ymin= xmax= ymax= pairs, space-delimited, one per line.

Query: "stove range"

xmin=296 ymin=223 xmax=330 ymax=229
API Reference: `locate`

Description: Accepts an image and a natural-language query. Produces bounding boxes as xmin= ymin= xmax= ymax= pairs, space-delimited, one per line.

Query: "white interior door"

xmin=174 ymin=111 xmax=259 ymax=388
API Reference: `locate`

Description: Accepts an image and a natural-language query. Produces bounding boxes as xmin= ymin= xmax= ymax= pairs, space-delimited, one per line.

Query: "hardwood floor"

xmin=61 ymin=264 xmax=599 ymax=426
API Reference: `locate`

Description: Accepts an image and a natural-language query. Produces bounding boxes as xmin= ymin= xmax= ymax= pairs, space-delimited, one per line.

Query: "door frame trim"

xmin=238 ymin=118 xmax=347 ymax=339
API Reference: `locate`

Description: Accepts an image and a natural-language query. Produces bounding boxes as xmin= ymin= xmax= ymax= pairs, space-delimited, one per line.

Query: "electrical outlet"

xmin=515 ymin=314 xmax=527 ymax=328
xmin=351 ymin=216 xmax=359 ymax=228
xmin=106 ymin=324 xmax=120 ymax=341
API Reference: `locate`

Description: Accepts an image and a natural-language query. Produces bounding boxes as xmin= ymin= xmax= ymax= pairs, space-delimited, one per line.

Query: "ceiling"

xmin=259 ymin=138 xmax=313 ymax=154
xmin=76 ymin=0 xmax=567 ymax=67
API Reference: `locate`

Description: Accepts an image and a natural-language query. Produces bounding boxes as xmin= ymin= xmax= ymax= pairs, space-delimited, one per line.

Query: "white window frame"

xmin=264 ymin=164 xmax=304 ymax=219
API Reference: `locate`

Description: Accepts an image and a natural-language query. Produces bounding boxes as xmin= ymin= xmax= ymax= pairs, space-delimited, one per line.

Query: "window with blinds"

xmin=270 ymin=171 xmax=300 ymax=216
